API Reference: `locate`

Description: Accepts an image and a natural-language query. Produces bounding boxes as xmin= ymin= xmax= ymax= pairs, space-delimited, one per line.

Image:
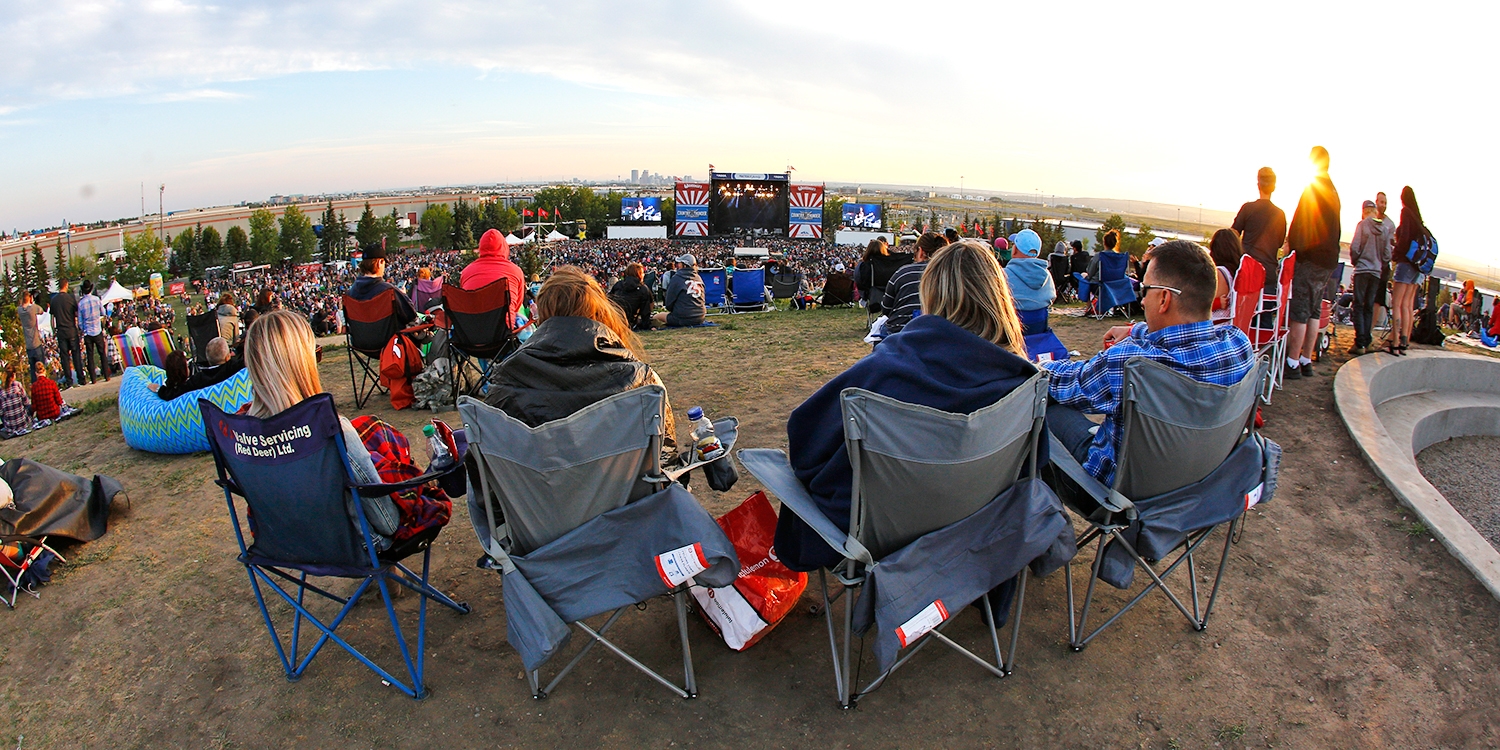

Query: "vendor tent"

xmin=504 ymin=233 xmax=526 ymax=245
xmin=99 ymin=281 xmax=134 ymax=304
xmin=544 ymin=230 xmax=569 ymax=242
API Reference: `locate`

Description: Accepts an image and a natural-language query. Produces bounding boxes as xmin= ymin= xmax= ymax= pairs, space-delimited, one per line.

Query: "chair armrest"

xmin=662 ymin=417 xmax=739 ymax=481
xmin=736 ymin=449 xmax=869 ymax=564
xmin=1047 ymin=432 xmax=1135 ymax=516
xmin=353 ymin=459 xmax=464 ymax=498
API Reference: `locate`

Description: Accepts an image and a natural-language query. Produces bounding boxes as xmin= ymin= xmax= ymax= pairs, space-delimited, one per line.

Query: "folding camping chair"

xmin=1047 ymin=357 xmax=1276 ymax=651
xmin=200 ymin=394 xmax=470 ymax=698
xmin=1091 ymin=252 xmax=1139 ymax=319
xmin=769 ymin=270 xmax=803 ymax=302
xmin=730 ymin=267 xmax=770 ymax=312
xmin=0 ymin=535 xmax=66 ymax=608
xmin=1019 ymin=307 xmax=1069 ymax=364
xmin=186 ymin=310 xmax=220 ymax=364
xmin=441 ymin=279 xmax=515 ymax=403
xmin=460 ymin=387 xmax=742 ymax=700
xmin=738 ymin=374 xmax=1074 ymax=708
xmin=1248 ymin=252 xmax=1295 ymax=402
xmin=819 ymin=273 xmax=856 ymax=307
xmin=1049 ymin=253 xmax=1076 ymax=304
xmin=342 ymin=290 xmax=403 ymax=409
xmin=700 ymin=268 xmax=727 ymax=314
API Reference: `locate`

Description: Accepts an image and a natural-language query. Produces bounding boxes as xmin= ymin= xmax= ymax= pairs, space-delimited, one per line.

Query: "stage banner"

xmin=788 ymin=184 xmax=824 ymax=239
xmin=675 ymin=182 xmax=710 ymax=236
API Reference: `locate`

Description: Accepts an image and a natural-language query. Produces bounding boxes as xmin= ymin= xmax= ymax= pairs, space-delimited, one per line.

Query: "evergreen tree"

xmin=278 ymin=204 xmax=317 ymax=264
xmin=171 ymin=228 xmax=198 ymax=278
xmin=1 ymin=262 xmax=13 ymax=307
xmin=355 ymin=202 xmax=380 ymax=249
xmin=17 ymin=251 xmax=32 ymax=296
xmin=198 ymin=225 xmax=223 ymax=273
xmin=318 ymin=201 xmax=343 ymax=259
xmin=225 ymin=225 xmax=249 ymax=263
xmin=382 ymin=209 xmax=402 ymax=252
xmin=54 ymin=237 xmax=67 ymax=285
xmin=30 ymin=243 xmax=47 ymax=292
xmin=335 ymin=211 xmax=349 ymax=259
xmin=451 ymin=199 xmax=476 ymax=250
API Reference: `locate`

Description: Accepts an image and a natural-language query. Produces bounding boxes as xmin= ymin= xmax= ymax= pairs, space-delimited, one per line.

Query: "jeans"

xmin=1045 ymin=404 xmax=1097 ymax=466
xmin=83 ymin=333 xmax=109 ymax=381
xmin=1351 ymin=274 xmax=1382 ymax=349
xmin=25 ymin=346 xmax=44 ymax=383
xmin=57 ymin=334 xmax=85 ymax=386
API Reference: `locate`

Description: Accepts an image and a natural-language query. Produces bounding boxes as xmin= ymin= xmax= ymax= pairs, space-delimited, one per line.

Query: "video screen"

xmin=620 ymin=197 xmax=663 ymax=222
xmin=709 ymin=180 xmax=789 ymax=233
xmin=842 ymin=203 xmax=883 ymax=229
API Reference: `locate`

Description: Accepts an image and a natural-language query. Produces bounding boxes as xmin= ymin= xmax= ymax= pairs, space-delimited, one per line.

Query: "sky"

xmin=2 ymin=1 xmax=1496 ymax=265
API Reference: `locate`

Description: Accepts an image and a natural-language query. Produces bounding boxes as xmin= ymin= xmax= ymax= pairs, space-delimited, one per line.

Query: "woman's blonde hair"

xmin=417 ymin=267 xmax=432 ymax=280
xmin=244 ymin=310 xmax=323 ymax=418
xmin=534 ymin=266 xmax=644 ymax=358
xmin=919 ymin=239 xmax=1027 ymax=358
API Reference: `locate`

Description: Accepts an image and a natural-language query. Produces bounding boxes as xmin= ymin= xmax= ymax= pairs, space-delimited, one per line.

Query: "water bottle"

xmin=686 ymin=406 xmax=724 ymax=462
xmin=423 ymin=424 xmax=453 ymax=471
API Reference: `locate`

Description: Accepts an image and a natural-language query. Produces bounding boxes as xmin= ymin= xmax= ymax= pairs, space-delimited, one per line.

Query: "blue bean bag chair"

xmin=119 ymin=366 xmax=254 ymax=454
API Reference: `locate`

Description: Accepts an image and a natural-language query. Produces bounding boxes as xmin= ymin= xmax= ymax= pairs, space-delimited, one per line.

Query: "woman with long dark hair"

xmin=853 ymin=238 xmax=912 ymax=314
xmin=1386 ymin=186 xmax=1429 ymax=355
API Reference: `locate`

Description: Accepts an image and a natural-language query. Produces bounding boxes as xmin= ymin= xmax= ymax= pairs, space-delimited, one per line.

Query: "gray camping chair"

xmin=1047 ymin=357 xmax=1278 ymax=650
xmin=739 ymin=373 xmax=1074 ymax=708
xmin=459 ymin=386 xmax=741 ymax=700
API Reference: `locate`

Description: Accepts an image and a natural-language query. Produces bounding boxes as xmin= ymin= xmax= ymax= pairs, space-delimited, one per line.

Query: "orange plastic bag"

xmin=692 ymin=491 xmax=808 ymax=651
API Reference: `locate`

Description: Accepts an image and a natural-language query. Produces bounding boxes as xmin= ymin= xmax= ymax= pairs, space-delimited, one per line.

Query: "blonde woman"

xmin=776 ymin=239 xmax=1039 ymax=572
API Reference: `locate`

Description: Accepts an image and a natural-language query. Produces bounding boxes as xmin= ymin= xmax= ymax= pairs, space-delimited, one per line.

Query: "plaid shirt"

xmin=1042 ymin=320 xmax=1254 ymax=486
xmin=30 ymin=376 xmax=62 ymax=420
xmin=77 ymin=293 xmax=104 ymax=337
xmin=0 ymin=382 xmax=29 ymax=429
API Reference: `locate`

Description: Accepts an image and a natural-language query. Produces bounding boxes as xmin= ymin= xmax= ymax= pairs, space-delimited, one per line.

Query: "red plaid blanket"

xmin=351 ymin=415 xmax=452 ymax=541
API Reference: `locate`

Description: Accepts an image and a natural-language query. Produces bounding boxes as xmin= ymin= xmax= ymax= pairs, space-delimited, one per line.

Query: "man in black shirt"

xmin=1283 ymin=146 xmax=1341 ymax=379
xmin=49 ymin=279 xmax=85 ymax=388
xmin=1231 ymin=167 xmax=1287 ymax=293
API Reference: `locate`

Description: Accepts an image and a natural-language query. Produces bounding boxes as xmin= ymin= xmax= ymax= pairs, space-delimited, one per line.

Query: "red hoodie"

xmin=460 ymin=229 xmax=526 ymax=327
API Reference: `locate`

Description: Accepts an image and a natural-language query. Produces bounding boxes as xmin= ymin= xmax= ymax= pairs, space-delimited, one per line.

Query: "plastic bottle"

xmin=686 ymin=406 xmax=724 ymax=462
xmin=423 ymin=424 xmax=453 ymax=471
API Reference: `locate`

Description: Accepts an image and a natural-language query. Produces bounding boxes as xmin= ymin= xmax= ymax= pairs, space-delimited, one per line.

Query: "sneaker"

xmin=1283 ymin=363 xmax=1302 ymax=380
xmin=1348 ymin=346 xmax=1365 ymax=356
xmin=1300 ymin=363 xmax=1314 ymax=377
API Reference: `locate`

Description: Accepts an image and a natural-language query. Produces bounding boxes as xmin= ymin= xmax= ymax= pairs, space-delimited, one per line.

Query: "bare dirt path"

xmin=2 ymin=308 xmax=1496 ymax=749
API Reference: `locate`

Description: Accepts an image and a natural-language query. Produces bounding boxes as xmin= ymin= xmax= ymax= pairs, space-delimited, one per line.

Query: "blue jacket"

xmin=775 ymin=314 xmax=1046 ymax=571
xmin=1004 ymin=256 xmax=1056 ymax=312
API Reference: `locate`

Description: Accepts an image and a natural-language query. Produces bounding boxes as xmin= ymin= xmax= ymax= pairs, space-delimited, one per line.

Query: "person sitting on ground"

xmin=609 ymin=262 xmax=656 ymax=331
xmin=242 ymin=310 xmax=449 ymax=549
xmin=347 ymin=245 xmax=417 ymax=327
xmin=1005 ymin=228 xmax=1057 ymax=312
xmin=881 ymin=230 xmax=949 ymax=334
xmin=1042 ymin=240 xmax=1255 ymax=485
xmin=775 ymin=239 xmax=1046 ymax=571
xmin=853 ymin=238 xmax=911 ymax=314
xmin=0 ymin=365 xmax=33 ymax=435
xmin=30 ymin=361 xmax=65 ymax=423
xmin=460 ymin=229 xmax=525 ymax=329
xmin=1206 ymin=229 xmax=1242 ymax=324
xmin=487 ymin=267 xmax=678 ymax=457
xmin=653 ymin=253 xmax=707 ymax=328
xmin=215 ymin=292 xmax=241 ymax=342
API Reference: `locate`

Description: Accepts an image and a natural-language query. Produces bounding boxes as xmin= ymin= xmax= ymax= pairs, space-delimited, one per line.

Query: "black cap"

xmin=361 ymin=244 xmax=386 ymax=260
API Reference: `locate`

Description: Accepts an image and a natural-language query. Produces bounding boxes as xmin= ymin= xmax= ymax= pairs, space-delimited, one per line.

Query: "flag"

xmin=523 ymin=208 xmax=533 ymax=217
xmin=539 ymin=208 xmax=549 ymax=218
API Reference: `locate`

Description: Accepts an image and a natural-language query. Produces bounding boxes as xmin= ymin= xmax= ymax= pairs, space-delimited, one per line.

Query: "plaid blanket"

xmin=351 ymin=415 xmax=452 ymax=541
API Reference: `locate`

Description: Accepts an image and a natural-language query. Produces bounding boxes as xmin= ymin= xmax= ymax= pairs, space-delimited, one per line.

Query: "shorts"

xmin=1392 ymin=262 xmax=1424 ymax=286
xmin=1287 ymin=260 xmax=1333 ymax=324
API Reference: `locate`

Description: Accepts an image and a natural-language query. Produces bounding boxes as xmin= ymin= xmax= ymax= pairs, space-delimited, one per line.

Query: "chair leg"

xmin=1004 ymin=567 xmax=1029 ymax=675
xmin=840 ymin=575 xmax=857 ymax=709
xmin=818 ymin=570 xmax=847 ymax=706
xmin=674 ymin=588 xmax=698 ymax=698
xmin=1202 ymin=521 xmax=1238 ymax=626
xmin=1070 ymin=530 xmax=1112 ymax=650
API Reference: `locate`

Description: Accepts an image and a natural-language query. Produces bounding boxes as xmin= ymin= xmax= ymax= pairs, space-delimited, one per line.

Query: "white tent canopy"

xmin=99 ymin=280 xmax=134 ymax=304
xmin=544 ymin=230 xmax=569 ymax=242
xmin=504 ymin=233 xmax=526 ymax=245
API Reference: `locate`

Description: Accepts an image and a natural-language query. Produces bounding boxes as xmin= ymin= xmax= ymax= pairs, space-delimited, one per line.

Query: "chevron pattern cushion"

xmin=119 ymin=365 xmax=254 ymax=454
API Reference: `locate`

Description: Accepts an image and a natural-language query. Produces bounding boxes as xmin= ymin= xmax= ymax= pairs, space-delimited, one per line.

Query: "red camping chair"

xmin=1250 ymin=252 xmax=1296 ymax=402
xmin=343 ymin=290 xmax=404 ymax=409
xmin=1229 ymin=255 xmax=1266 ymax=338
xmin=441 ymin=279 xmax=516 ymax=403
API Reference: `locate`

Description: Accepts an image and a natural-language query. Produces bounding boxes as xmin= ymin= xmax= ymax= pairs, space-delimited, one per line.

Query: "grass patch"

xmin=78 ymin=395 xmax=118 ymax=416
xmin=1215 ymin=723 xmax=1246 ymax=742
xmin=1385 ymin=517 xmax=1429 ymax=537
xmin=52 ymin=543 xmax=117 ymax=581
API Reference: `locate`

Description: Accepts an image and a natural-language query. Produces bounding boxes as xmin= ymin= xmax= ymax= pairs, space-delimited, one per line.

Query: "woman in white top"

xmin=1207 ymin=229 xmax=1241 ymax=325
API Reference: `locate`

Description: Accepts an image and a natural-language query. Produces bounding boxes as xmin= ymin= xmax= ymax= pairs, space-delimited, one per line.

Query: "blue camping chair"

xmin=700 ymin=267 xmax=727 ymax=312
xmin=1094 ymin=253 xmax=1138 ymax=319
xmin=1018 ymin=307 xmax=1069 ymax=364
xmin=731 ymin=267 xmax=769 ymax=312
xmin=200 ymin=394 xmax=471 ymax=699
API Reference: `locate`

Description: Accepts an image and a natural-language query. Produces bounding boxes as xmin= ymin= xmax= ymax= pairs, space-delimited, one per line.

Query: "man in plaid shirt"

xmin=1043 ymin=241 xmax=1255 ymax=486
xmin=77 ymin=279 xmax=109 ymax=384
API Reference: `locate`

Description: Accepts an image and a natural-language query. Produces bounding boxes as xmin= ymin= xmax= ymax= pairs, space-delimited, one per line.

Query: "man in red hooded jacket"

xmin=461 ymin=229 xmax=526 ymax=328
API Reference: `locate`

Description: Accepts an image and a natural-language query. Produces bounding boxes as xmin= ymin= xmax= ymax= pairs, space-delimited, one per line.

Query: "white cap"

xmin=834 ymin=262 xmax=846 ymax=272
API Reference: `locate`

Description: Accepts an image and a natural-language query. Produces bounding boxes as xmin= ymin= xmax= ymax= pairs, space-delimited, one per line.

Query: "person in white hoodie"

xmin=1004 ymin=229 xmax=1056 ymax=312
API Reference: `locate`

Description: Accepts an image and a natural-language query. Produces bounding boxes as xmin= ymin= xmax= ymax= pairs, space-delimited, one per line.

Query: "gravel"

xmin=1416 ymin=435 xmax=1500 ymax=551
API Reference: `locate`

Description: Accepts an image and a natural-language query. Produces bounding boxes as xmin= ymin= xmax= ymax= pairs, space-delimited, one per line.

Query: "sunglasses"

xmin=1139 ymin=284 xmax=1183 ymax=297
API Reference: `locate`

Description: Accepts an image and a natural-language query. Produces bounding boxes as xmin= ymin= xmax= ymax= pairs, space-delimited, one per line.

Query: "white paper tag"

xmin=655 ymin=543 xmax=709 ymax=588
xmin=895 ymin=600 xmax=950 ymax=648
xmin=1245 ymin=483 xmax=1264 ymax=510
xmin=1035 ymin=352 xmax=1054 ymax=363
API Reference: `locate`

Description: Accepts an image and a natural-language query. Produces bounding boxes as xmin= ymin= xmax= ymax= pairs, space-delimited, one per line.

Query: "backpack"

xmin=379 ymin=332 xmax=424 ymax=410
xmin=1405 ymin=231 xmax=1438 ymax=275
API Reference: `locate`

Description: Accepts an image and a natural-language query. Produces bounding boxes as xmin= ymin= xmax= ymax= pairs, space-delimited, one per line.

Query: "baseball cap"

xmin=362 ymin=244 xmax=386 ymax=259
xmin=675 ymin=253 xmax=696 ymax=266
xmin=1147 ymin=237 xmax=1166 ymax=248
xmin=1014 ymin=229 xmax=1042 ymax=257
xmin=834 ymin=262 xmax=846 ymax=272
xmin=1362 ymin=199 xmax=1376 ymax=209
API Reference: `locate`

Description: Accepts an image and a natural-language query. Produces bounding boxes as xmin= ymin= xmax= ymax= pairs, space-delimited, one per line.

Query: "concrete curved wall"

xmin=1336 ymin=350 xmax=1500 ymax=601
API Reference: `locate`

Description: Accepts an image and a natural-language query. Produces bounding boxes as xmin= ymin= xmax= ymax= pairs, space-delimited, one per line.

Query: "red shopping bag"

xmin=692 ymin=491 xmax=808 ymax=651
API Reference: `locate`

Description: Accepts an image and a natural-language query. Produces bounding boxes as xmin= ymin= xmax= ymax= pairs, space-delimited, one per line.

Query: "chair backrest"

xmin=841 ymin=372 xmax=1048 ymax=561
xmin=458 ymin=386 xmax=666 ymax=556
xmin=770 ymin=271 xmax=802 ymax=299
xmin=1048 ymin=254 xmax=1070 ymax=283
xmin=700 ymin=268 xmax=727 ymax=307
xmin=1325 ymin=262 xmax=1345 ymax=303
xmin=413 ymin=276 xmax=445 ymax=313
xmin=200 ymin=394 xmax=367 ymax=567
xmin=343 ymin=289 xmax=401 ymax=354
xmin=1112 ymin=357 xmax=1266 ymax=500
xmin=442 ymin=279 xmax=513 ymax=359
xmin=1099 ymin=252 xmax=1129 ymax=282
xmin=1274 ymin=252 xmax=1296 ymax=332
xmin=187 ymin=311 xmax=219 ymax=362
xmin=732 ymin=268 xmax=767 ymax=305
xmin=1017 ymin=307 xmax=1049 ymax=337
xmin=822 ymin=273 xmax=855 ymax=304
xmin=1230 ymin=254 xmax=1266 ymax=337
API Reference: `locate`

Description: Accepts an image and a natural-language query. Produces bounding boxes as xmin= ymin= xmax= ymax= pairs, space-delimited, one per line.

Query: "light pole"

xmin=158 ymin=184 xmax=166 ymax=247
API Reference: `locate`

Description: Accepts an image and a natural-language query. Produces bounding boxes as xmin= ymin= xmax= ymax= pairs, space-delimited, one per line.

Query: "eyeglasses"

xmin=1139 ymin=284 xmax=1182 ymax=297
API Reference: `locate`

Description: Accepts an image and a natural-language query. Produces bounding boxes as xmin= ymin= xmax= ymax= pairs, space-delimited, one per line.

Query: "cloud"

xmin=147 ymin=88 xmax=248 ymax=103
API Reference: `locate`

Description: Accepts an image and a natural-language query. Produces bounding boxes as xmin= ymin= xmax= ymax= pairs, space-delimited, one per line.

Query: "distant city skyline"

xmin=2 ymin=1 xmax=1493 ymax=263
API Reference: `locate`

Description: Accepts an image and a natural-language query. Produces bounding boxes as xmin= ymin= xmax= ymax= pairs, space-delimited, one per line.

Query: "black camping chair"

xmin=769 ymin=270 xmax=803 ymax=302
xmin=187 ymin=311 xmax=220 ymax=364
xmin=441 ymin=279 xmax=516 ymax=403
xmin=342 ymin=290 xmax=402 ymax=409
xmin=820 ymin=274 xmax=856 ymax=307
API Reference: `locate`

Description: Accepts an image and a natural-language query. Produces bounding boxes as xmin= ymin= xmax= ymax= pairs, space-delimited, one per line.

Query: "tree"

xmin=382 ymin=208 xmax=402 ymax=253
xmin=64 ymin=242 xmax=99 ymax=283
xmin=823 ymin=194 xmax=846 ymax=239
xmin=247 ymin=208 xmax=279 ymax=264
xmin=54 ymin=238 xmax=67 ymax=285
xmin=198 ymin=225 xmax=223 ymax=272
xmin=1094 ymin=214 xmax=1128 ymax=251
xmin=119 ymin=226 xmax=167 ymax=286
xmin=452 ymin=199 xmax=477 ymax=251
xmin=419 ymin=204 xmax=454 ymax=250
xmin=225 ymin=225 xmax=249 ymax=263
xmin=0 ymin=262 xmax=14 ymax=307
xmin=336 ymin=212 xmax=350 ymax=258
xmin=17 ymin=249 xmax=32 ymax=296
xmin=1028 ymin=217 xmax=1067 ymax=254
xmin=30 ymin=243 xmax=47 ymax=293
xmin=171 ymin=227 xmax=198 ymax=278
xmin=355 ymin=202 xmax=381 ymax=249
xmin=278 ymin=204 xmax=317 ymax=264
xmin=318 ymin=200 xmax=344 ymax=259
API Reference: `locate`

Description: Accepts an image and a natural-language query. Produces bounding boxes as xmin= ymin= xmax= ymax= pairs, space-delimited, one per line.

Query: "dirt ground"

xmin=3 ymin=306 xmax=1498 ymax=749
